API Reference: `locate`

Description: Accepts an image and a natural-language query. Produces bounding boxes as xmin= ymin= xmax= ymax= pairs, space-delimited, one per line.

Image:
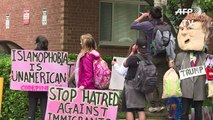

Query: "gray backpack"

xmin=134 ymin=54 xmax=158 ymax=94
xmin=150 ymin=22 xmax=173 ymax=56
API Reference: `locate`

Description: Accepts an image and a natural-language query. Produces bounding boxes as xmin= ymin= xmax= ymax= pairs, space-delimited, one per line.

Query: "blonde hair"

xmin=80 ymin=33 xmax=97 ymax=52
xmin=184 ymin=13 xmax=212 ymax=42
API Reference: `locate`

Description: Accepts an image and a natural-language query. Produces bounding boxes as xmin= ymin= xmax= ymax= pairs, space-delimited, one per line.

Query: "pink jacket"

xmin=78 ymin=50 xmax=100 ymax=89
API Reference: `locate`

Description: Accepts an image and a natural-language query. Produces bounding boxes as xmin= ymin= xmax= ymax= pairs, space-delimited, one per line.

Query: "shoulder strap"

xmin=136 ymin=54 xmax=144 ymax=61
xmin=136 ymin=54 xmax=153 ymax=65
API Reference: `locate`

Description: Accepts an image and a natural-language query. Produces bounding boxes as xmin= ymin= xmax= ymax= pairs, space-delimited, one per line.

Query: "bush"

xmin=0 ymin=54 xmax=29 ymax=119
xmin=67 ymin=53 xmax=113 ymax=67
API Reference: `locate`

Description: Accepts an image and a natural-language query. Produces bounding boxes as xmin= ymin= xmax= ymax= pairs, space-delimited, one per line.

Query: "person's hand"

xmin=10 ymin=73 xmax=13 ymax=80
xmin=111 ymin=60 xmax=117 ymax=66
xmin=169 ymin=60 xmax=174 ymax=68
xmin=142 ymin=12 xmax=149 ymax=17
xmin=135 ymin=12 xmax=149 ymax=22
xmin=130 ymin=44 xmax=137 ymax=55
xmin=79 ymin=86 xmax=85 ymax=90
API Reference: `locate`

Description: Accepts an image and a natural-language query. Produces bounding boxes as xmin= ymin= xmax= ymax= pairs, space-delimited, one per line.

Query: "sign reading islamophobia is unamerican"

xmin=45 ymin=87 xmax=119 ymax=120
xmin=10 ymin=49 xmax=68 ymax=91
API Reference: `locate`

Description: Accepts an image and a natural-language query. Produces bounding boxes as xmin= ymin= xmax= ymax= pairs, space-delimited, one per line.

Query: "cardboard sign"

xmin=109 ymin=57 xmax=126 ymax=90
xmin=10 ymin=49 xmax=68 ymax=91
xmin=179 ymin=65 xmax=206 ymax=80
xmin=45 ymin=87 xmax=119 ymax=120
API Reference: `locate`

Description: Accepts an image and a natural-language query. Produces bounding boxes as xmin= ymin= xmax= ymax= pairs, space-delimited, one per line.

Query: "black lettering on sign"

xmin=36 ymin=63 xmax=42 ymax=71
xmin=12 ymin=49 xmax=16 ymax=61
xmin=52 ymin=87 xmax=77 ymax=102
xmin=12 ymin=71 xmax=66 ymax=84
xmin=199 ymin=66 xmax=203 ymax=73
xmin=83 ymin=90 xmax=119 ymax=107
xmin=180 ymin=70 xmax=185 ymax=77
xmin=17 ymin=50 xmax=23 ymax=61
xmin=30 ymin=63 xmax=35 ymax=71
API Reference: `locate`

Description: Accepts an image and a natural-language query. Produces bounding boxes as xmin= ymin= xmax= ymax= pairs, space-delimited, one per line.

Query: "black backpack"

xmin=133 ymin=54 xmax=158 ymax=94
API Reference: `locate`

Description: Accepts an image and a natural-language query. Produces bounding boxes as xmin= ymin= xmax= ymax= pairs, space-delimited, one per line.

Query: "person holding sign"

xmin=28 ymin=36 xmax=49 ymax=120
xmin=172 ymin=13 xmax=212 ymax=120
xmin=111 ymin=43 xmax=137 ymax=76
xmin=122 ymin=37 xmax=148 ymax=120
xmin=73 ymin=33 xmax=100 ymax=89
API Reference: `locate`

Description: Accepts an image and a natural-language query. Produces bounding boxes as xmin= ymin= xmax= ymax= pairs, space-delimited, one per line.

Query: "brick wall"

xmin=0 ymin=0 xmax=138 ymax=56
xmin=63 ymin=0 xmax=129 ymax=56
xmin=63 ymin=0 xmax=100 ymax=54
xmin=0 ymin=0 xmax=131 ymax=56
xmin=0 ymin=0 xmax=64 ymax=51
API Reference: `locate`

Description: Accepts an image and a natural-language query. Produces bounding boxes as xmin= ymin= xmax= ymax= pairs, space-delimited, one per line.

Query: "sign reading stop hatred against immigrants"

xmin=45 ymin=87 xmax=119 ymax=120
xmin=10 ymin=49 xmax=68 ymax=91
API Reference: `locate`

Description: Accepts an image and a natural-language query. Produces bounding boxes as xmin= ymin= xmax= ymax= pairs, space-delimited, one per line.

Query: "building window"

xmin=100 ymin=0 xmax=150 ymax=46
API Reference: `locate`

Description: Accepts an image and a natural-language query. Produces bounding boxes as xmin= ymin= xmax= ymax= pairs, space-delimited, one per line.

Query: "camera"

xmin=113 ymin=58 xmax=117 ymax=62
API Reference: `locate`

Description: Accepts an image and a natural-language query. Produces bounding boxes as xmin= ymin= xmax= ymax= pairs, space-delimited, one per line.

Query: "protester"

xmin=130 ymin=6 xmax=174 ymax=112
xmin=173 ymin=13 xmax=212 ymax=120
xmin=111 ymin=43 xmax=137 ymax=76
xmin=122 ymin=37 xmax=148 ymax=120
xmin=28 ymin=35 xmax=49 ymax=120
xmin=73 ymin=33 xmax=100 ymax=90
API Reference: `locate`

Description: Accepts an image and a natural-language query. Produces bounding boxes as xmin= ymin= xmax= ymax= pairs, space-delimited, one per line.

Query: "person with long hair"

xmin=122 ymin=37 xmax=148 ymax=120
xmin=74 ymin=33 xmax=100 ymax=90
xmin=28 ymin=35 xmax=48 ymax=120
xmin=111 ymin=43 xmax=137 ymax=76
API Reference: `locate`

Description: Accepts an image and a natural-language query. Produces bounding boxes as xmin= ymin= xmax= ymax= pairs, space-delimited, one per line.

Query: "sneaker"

xmin=148 ymin=107 xmax=158 ymax=112
xmin=156 ymin=106 xmax=165 ymax=112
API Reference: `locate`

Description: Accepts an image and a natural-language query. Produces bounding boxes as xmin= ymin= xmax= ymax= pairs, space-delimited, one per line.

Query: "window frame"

xmin=99 ymin=0 xmax=149 ymax=47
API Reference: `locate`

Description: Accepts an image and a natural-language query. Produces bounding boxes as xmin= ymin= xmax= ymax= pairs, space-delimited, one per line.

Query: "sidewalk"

xmin=118 ymin=109 xmax=168 ymax=120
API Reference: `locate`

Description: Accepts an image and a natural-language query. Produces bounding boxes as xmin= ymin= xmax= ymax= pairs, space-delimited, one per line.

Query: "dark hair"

xmin=149 ymin=6 xmax=162 ymax=19
xmin=35 ymin=35 xmax=48 ymax=50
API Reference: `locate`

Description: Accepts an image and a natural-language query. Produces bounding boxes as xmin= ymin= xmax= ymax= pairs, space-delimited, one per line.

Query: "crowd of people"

xmin=9 ymin=5 xmax=213 ymax=120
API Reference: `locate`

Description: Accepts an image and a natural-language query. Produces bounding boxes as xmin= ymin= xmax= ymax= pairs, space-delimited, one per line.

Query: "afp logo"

xmin=175 ymin=7 xmax=201 ymax=15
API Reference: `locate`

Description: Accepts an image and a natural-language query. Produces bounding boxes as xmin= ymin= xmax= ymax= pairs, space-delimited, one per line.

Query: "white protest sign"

xmin=179 ymin=65 xmax=206 ymax=80
xmin=109 ymin=57 xmax=126 ymax=90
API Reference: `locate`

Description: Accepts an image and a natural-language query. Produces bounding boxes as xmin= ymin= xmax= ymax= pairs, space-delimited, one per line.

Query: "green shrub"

xmin=67 ymin=53 xmax=114 ymax=67
xmin=0 ymin=54 xmax=29 ymax=119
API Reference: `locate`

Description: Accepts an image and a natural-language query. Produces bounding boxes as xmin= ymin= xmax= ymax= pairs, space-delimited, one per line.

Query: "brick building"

xmin=0 ymin=0 xmax=212 ymax=55
xmin=0 ymin=0 xmax=151 ymax=56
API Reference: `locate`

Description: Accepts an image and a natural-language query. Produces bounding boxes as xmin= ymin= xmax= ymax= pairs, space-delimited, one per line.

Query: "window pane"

xmin=100 ymin=3 xmax=112 ymax=41
xmin=113 ymin=3 xmax=138 ymax=44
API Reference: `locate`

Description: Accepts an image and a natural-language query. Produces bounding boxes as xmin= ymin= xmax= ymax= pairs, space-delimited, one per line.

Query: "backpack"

xmin=150 ymin=22 xmax=173 ymax=56
xmin=93 ymin=58 xmax=111 ymax=89
xmin=134 ymin=54 xmax=158 ymax=94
